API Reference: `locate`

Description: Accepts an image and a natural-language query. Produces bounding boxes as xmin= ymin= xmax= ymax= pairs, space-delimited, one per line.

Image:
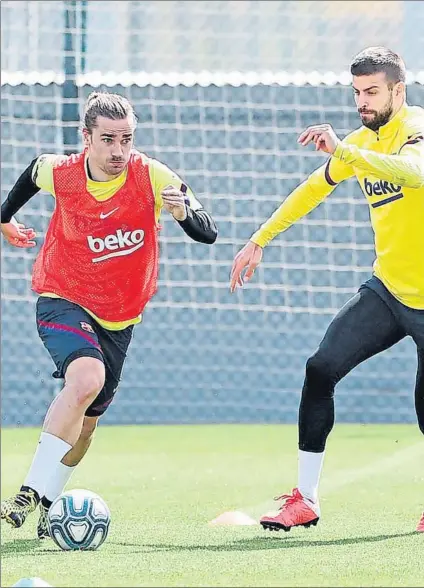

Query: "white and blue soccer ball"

xmin=12 ymin=579 xmax=52 ymax=587
xmin=47 ymin=489 xmax=110 ymax=551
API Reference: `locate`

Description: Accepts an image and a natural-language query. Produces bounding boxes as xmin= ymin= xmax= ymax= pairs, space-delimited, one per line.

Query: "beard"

xmin=359 ymin=93 xmax=394 ymax=132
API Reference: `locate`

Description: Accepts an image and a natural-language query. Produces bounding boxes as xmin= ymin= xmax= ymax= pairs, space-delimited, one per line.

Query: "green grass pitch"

xmin=1 ymin=424 xmax=423 ymax=587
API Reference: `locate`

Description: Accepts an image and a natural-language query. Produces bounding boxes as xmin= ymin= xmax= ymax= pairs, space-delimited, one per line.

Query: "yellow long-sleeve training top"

xmin=251 ymin=104 xmax=424 ymax=310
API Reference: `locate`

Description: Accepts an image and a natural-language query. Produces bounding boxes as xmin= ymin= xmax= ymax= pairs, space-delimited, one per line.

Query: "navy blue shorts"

xmin=36 ymin=297 xmax=134 ymax=417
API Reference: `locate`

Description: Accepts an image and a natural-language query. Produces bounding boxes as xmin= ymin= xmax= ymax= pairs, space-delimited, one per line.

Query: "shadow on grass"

xmin=1 ymin=539 xmax=42 ymax=557
xmin=2 ymin=531 xmax=418 ymax=558
xmin=111 ymin=531 xmax=419 ymax=553
xmin=1 ymin=539 xmax=90 ymax=557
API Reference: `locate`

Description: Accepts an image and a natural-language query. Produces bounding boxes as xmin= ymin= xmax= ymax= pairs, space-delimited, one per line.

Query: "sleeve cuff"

xmin=333 ymin=143 xmax=345 ymax=160
xmin=176 ymin=204 xmax=191 ymax=225
xmin=250 ymin=233 xmax=267 ymax=248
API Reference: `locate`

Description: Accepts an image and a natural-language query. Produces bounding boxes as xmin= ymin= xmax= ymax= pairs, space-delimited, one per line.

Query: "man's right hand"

xmin=1 ymin=218 xmax=36 ymax=248
xmin=230 ymin=240 xmax=263 ymax=293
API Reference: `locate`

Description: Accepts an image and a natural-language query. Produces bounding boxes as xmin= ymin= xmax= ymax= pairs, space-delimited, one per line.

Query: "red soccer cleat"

xmin=417 ymin=512 xmax=424 ymax=533
xmin=260 ymin=487 xmax=320 ymax=532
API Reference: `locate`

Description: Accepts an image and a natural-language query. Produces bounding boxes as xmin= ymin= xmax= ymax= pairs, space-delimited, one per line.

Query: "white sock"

xmin=44 ymin=462 xmax=76 ymax=503
xmin=23 ymin=432 xmax=72 ymax=499
xmin=298 ymin=449 xmax=325 ymax=504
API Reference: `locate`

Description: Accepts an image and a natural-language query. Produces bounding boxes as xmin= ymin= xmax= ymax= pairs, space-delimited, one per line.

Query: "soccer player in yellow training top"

xmin=230 ymin=47 xmax=424 ymax=533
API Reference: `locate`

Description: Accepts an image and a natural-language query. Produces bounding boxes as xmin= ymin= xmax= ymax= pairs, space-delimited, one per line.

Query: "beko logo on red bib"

xmin=87 ymin=229 xmax=145 ymax=263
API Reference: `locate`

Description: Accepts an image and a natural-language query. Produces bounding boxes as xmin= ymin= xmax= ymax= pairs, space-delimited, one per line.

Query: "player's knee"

xmin=75 ymin=373 xmax=105 ymax=406
xmin=304 ymin=353 xmax=337 ymax=398
xmin=66 ymin=358 xmax=105 ymax=407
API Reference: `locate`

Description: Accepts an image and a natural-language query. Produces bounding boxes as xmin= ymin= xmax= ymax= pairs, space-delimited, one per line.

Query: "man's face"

xmin=352 ymin=73 xmax=401 ymax=132
xmin=83 ymin=116 xmax=135 ymax=177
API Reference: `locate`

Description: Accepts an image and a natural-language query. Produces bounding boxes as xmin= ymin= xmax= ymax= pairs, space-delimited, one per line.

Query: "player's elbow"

xmin=398 ymin=156 xmax=424 ymax=188
xmin=202 ymin=225 xmax=218 ymax=244
xmin=209 ymin=224 xmax=218 ymax=244
xmin=199 ymin=214 xmax=218 ymax=244
xmin=417 ymin=169 xmax=424 ymax=188
xmin=403 ymin=170 xmax=424 ymax=189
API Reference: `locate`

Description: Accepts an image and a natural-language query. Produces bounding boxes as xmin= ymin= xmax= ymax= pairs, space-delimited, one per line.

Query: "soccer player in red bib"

xmin=1 ymin=91 xmax=217 ymax=538
xmin=230 ymin=47 xmax=424 ymax=533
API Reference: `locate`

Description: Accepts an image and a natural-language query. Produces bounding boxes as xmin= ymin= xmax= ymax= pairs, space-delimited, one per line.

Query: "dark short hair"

xmin=83 ymin=91 xmax=137 ymax=133
xmin=350 ymin=47 xmax=406 ymax=84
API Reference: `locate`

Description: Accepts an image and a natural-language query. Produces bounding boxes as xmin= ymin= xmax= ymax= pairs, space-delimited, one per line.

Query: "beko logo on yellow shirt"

xmin=364 ymin=178 xmax=404 ymax=208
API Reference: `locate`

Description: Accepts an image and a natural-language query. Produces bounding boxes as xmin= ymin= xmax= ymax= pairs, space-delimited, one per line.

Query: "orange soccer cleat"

xmin=260 ymin=487 xmax=320 ymax=532
xmin=417 ymin=512 xmax=424 ymax=533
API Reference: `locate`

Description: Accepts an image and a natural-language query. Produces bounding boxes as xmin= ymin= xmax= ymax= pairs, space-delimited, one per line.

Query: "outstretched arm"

xmin=250 ymin=156 xmax=354 ymax=248
xmin=229 ymin=155 xmax=354 ymax=292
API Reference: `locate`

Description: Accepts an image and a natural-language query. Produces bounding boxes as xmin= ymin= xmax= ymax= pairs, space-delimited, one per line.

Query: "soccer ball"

xmin=47 ymin=489 xmax=110 ymax=551
xmin=12 ymin=579 xmax=52 ymax=587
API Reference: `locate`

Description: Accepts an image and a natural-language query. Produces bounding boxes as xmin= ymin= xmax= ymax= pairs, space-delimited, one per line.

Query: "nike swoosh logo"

xmin=100 ymin=207 xmax=119 ymax=219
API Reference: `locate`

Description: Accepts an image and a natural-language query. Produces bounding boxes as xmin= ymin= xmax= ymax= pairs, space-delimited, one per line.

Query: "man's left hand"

xmin=298 ymin=124 xmax=341 ymax=154
xmin=161 ymin=185 xmax=188 ymax=221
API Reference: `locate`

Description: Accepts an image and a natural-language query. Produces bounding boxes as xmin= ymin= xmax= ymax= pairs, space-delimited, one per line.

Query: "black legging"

xmin=299 ymin=285 xmax=424 ymax=452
